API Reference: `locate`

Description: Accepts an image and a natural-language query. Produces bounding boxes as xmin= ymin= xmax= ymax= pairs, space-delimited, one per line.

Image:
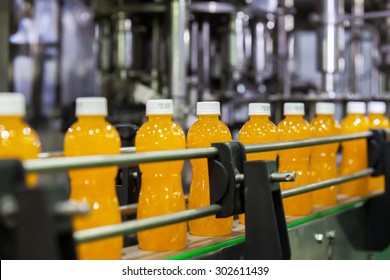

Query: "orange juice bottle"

xmin=340 ymin=101 xmax=369 ymax=197
xmin=0 ymin=93 xmax=41 ymax=187
xmin=135 ymin=99 xmax=186 ymax=251
xmin=367 ymin=101 xmax=389 ymax=192
xmin=64 ymin=97 xmax=123 ymax=259
xmin=187 ymin=101 xmax=233 ymax=235
xmin=238 ymin=103 xmax=278 ymax=224
xmin=278 ymin=103 xmax=312 ymax=216
xmin=309 ymin=102 xmax=340 ymax=206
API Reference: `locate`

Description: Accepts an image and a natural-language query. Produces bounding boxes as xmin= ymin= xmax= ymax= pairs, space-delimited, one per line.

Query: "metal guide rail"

xmin=26 ymin=131 xmax=372 ymax=173
xmin=1 ymin=130 xmax=389 ymax=259
xmin=24 ymin=132 xmax=378 ymax=239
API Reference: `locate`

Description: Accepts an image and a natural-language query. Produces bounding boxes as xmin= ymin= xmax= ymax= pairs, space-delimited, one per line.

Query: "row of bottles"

xmin=1 ymin=92 xmax=389 ymax=258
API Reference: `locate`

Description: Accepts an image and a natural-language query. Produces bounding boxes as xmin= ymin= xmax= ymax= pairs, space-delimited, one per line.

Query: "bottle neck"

xmin=77 ymin=115 xmax=106 ymax=122
xmin=347 ymin=113 xmax=364 ymax=117
xmin=147 ymin=114 xmax=172 ymax=122
xmin=285 ymin=115 xmax=304 ymax=120
xmin=316 ymin=114 xmax=333 ymax=119
xmin=198 ymin=114 xmax=219 ymax=121
xmin=368 ymin=113 xmax=384 ymax=118
xmin=0 ymin=115 xmax=24 ymax=124
xmin=249 ymin=115 xmax=269 ymax=121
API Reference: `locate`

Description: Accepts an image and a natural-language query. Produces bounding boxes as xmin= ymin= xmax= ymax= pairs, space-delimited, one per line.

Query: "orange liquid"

xmin=238 ymin=115 xmax=278 ymax=224
xmin=340 ymin=114 xmax=369 ymax=196
xmin=135 ymin=114 xmax=186 ymax=251
xmin=187 ymin=115 xmax=233 ymax=235
xmin=0 ymin=116 xmax=41 ymax=187
xmin=309 ymin=114 xmax=340 ymax=206
xmin=64 ymin=116 xmax=123 ymax=259
xmin=368 ymin=113 xmax=390 ymax=192
xmin=278 ymin=115 xmax=312 ymax=216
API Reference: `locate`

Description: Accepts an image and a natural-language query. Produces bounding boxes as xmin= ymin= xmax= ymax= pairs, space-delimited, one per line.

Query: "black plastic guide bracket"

xmin=115 ymin=123 xmax=140 ymax=208
xmin=0 ymin=159 xmax=76 ymax=259
xmin=366 ymin=129 xmax=390 ymax=251
xmin=208 ymin=142 xmax=246 ymax=218
xmin=243 ymin=160 xmax=291 ymax=260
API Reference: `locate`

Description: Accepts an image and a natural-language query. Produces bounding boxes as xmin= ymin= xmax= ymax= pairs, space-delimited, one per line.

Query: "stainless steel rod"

xmin=25 ymin=147 xmax=219 ymax=173
xmin=120 ymin=195 xmax=189 ymax=216
xmin=245 ymin=131 xmax=372 ymax=153
xmin=281 ymin=168 xmax=374 ymax=198
xmin=119 ymin=203 xmax=138 ymax=216
xmin=341 ymin=10 xmax=390 ymax=21
xmin=25 ymin=132 xmax=372 ymax=173
xmin=74 ymin=205 xmax=222 ymax=244
xmin=38 ymin=147 xmax=136 ymax=159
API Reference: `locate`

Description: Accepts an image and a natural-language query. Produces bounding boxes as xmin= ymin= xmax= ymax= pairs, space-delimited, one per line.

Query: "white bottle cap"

xmin=76 ymin=97 xmax=108 ymax=116
xmin=368 ymin=101 xmax=386 ymax=114
xmin=283 ymin=102 xmax=305 ymax=115
xmin=196 ymin=101 xmax=221 ymax=115
xmin=315 ymin=102 xmax=335 ymax=115
xmin=0 ymin=93 xmax=26 ymax=116
xmin=146 ymin=99 xmax=173 ymax=115
xmin=346 ymin=101 xmax=366 ymax=114
xmin=248 ymin=103 xmax=271 ymax=116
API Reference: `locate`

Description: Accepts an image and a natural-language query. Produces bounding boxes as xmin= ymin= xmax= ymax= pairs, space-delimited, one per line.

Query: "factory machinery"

xmin=0 ymin=129 xmax=390 ymax=260
xmin=1 ymin=0 xmax=390 ymax=259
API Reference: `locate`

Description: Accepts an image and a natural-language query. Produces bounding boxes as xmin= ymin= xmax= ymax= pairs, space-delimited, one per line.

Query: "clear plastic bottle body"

xmin=278 ymin=115 xmax=312 ymax=216
xmin=238 ymin=115 xmax=278 ymax=224
xmin=187 ymin=115 xmax=233 ymax=235
xmin=64 ymin=116 xmax=123 ymax=259
xmin=368 ymin=113 xmax=390 ymax=192
xmin=309 ymin=114 xmax=340 ymax=206
xmin=340 ymin=114 xmax=369 ymax=196
xmin=135 ymin=115 xmax=186 ymax=251
xmin=0 ymin=116 xmax=41 ymax=187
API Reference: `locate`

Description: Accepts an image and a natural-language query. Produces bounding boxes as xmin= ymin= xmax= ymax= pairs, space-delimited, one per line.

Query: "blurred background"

xmin=1 ymin=0 xmax=390 ymax=151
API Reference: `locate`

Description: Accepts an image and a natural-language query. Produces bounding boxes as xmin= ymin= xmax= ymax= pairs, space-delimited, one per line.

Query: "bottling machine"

xmin=1 ymin=0 xmax=390 ymax=260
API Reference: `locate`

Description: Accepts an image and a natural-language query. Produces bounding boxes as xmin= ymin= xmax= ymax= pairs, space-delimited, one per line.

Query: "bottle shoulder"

xmin=368 ymin=115 xmax=390 ymax=129
xmin=310 ymin=117 xmax=340 ymax=136
xmin=135 ymin=120 xmax=185 ymax=150
xmin=239 ymin=120 xmax=278 ymax=142
xmin=187 ymin=119 xmax=231 ymax=137
xmin=341 ymin=115 xmax=369 ymax=131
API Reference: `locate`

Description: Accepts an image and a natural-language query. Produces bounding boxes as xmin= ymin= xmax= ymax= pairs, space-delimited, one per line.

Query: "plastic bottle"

xmin=187 ymin=101 xmax=233 ymax=235
xmin=309 ymin=102 xmax=340 ymax=206
xmin=340 ymin=101 xmax=369 ymax=197
xmin=238 ymin=103 xmax=278 ymax=224
xmin=64 ymin=97 xmax=123 ymax=259
xmin=135 ymin=99 xmax=186 ymax=251
xmin=367 ymin=101 xmax=389 ymax=192
xmin=0 ymin=93 xmax=41 ymax=187
xmin=278 ymin=103 xmax=312 ymax=216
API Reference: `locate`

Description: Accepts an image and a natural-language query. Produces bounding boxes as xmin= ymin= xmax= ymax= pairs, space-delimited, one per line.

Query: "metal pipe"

xmin=39 ymin=147 xmax=136 ymax=159
xmin=74 ymin=205 xmax=222 ymax=244
xmin=120 ymin=195 xmax=189 ymax=216
xmin=0 ymin=0 xmax=9 ymax=91
xmin=318 ymin=0 xmax=339 ymax=93
xmin=270 ymin=172 xmax=296 ymax=182
xmin=244 ymin=131 xmax=372 ymax=153
xmin=341 ymin=10 xmax=390 ymax=22
xmin=25 ymin=132 xmax=372 ymax=173
xmin=282 ymin=168 xmax=374 ymax=198
xmin=25 ymin=147 xmax=218 ymax=173
xmin=54 ymin=201 xmax=90 ymax=217
xmin=170 ymin=0 xmax=187 ymax=121
xmin=119 ymin=203 xmax=138 ymax=216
